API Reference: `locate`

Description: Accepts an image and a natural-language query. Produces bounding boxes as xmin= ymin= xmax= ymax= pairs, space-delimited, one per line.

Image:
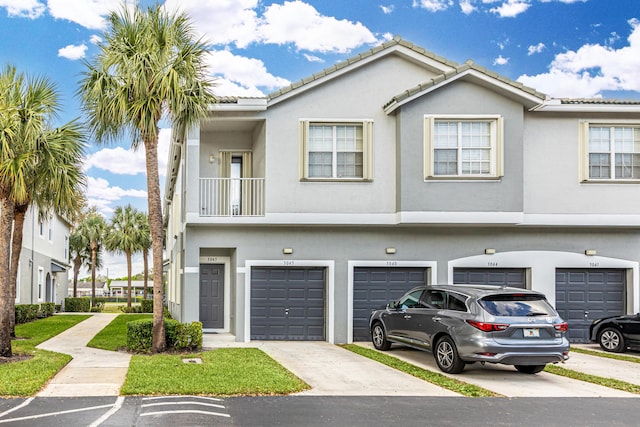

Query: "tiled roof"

xmin=560 ymin=98 xmax=640 ymax=105
xmin=384 ymin=60 xmax=546 ymax=110
xmin=267 ymin=36 xmax=459 ymax=101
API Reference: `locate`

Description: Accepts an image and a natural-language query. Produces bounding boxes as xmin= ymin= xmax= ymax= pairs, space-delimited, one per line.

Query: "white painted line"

xmin=0 ymin=397 xmax=33 ymax=419
xmin=142 ymin=395 xmax=223 ymax=402
xmin=0 ymin=404 xmax=113 ymax=424
xmin=141 ymin=409 xmax=230 ymax=418
xmin=88 ymin=396 xmax=125 ymax=427
xmin=142 ymin=401 xmax=225 ymax=409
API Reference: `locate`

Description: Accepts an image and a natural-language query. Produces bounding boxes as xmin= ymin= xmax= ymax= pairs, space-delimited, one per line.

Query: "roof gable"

xmin=267 ymin=36 xmax=459 ymax=106
xmin=383 ymin=60 xmax=547 ymax=114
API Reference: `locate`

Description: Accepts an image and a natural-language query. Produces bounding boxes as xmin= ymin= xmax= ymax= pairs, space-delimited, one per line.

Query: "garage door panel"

xmin=453 ymin=268 xmax=526 ymax=288
xmin=251 ymin=267 xmax=325 ymax=340
xmin=556 ymin=268 xmax=625 ymax=343
xmin=353 ymin=267 xmax=428 ymax=341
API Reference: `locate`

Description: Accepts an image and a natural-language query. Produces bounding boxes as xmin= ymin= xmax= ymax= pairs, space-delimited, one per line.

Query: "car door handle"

xmin=433 ymin=317 xmax=442 ymax=322
xmin=404 ymin=315 xmax=412 ymax=319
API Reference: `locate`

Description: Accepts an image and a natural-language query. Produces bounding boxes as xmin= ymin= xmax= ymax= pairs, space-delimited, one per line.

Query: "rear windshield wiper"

xmin=526 ymin=312 xmax=549 ymax=316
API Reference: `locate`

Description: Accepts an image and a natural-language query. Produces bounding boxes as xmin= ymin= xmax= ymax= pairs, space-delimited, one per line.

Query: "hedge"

xmin=14 ymin=302 xmax=56 ymax=324
xmin=126 ymin=319 xmax=202 ymax=353
xmin=64 ymin=297 xmax=91 ymax=312
xmin=140 ymin=299 xmax=153 ymax=313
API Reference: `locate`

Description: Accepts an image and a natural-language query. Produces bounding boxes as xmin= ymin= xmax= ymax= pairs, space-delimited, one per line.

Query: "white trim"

xmin=37 ymin=267 xmax=44 ymax=302
xmin=448 ymin=250 xmax=639 ymax=312
xmin=186 ymin=211 xmax=640 ymax=227
xmin=347 ymin=260 xmax=437 ymax=344
xmin=244 ymin=260 xmax=335 ymax=343
xmin=198 ymin=256 xmax=231 ymax=334
xmin=15 ymin=261 xmax=20 ymax=303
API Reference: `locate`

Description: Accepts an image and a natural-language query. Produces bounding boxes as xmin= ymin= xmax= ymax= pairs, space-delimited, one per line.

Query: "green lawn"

xmin=0 ymin=315 xmax=90 ymax=396
xmin=122 ymin=348 xmax=309 ymax=395
xmin=91 ymin=314 xmax=310 ymax=396
xmin=87 ymin=313 xmax=152 ymax=351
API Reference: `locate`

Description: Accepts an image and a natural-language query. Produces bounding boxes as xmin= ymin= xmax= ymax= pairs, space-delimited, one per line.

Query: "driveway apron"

xmin=358 ymin=343 xmax=638 ymax=398
xmin=36 ymin=313 xmax=131 ymax=397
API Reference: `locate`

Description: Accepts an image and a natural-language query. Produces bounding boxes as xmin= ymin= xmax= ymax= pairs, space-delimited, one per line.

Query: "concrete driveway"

xmin=203 ymin=335 xmax=640 ymax=398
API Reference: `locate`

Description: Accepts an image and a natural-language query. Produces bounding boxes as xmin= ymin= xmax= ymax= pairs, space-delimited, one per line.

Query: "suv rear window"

xmin=478 ymin=294 xmax=555 ymax=317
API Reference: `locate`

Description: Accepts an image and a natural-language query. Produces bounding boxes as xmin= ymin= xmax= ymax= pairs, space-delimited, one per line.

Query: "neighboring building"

xmin=15 ymin=206 xmax=70 ymax=306
xmin=108 ymin=280 xmax=153 ymax=298
xmin=163 ymin=37 xmax=640 ymax=344
xmin=71 ymin=281 xmax=108 ymax=297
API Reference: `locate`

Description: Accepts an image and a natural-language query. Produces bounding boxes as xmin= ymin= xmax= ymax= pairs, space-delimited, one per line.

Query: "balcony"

xmin=199 ymin=178 xmax=265 ymax=216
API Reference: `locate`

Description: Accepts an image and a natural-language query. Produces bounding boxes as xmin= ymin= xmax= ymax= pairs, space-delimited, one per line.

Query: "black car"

xmin=589 ymin=314 xmax=640 ymax=353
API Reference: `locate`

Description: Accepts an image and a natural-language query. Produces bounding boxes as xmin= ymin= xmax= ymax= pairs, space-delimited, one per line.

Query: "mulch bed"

xmin=0 ymin=354 xmax=32 ymax=364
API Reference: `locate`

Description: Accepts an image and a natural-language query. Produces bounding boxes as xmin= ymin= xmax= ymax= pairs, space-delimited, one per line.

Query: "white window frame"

xmin=300 ymin=119 xmax=374 ymax=181
xmin=424 ymin=115 xmax=504 ymax=180
xmin=15 ymin=261 xmax=20 ymax=303
xmin=38 ymin=267 xmax=44 ymax=302
xmin=39 ymin=219 xmax=45 ymax=238
xmin=579 ymin=121 xmax=640 ymax=182
xmin=48 ymin=216 xmax=54 ymax=242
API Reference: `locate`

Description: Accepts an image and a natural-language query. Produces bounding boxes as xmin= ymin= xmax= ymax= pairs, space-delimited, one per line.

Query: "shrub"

xmin=15 ymin=304 xmax=39 ymax=324
xmin=126 ymin=319 xmax=202 ymax=353
xmin=140 ymin=299 xmax=153 ymax=313
xmin=40 ymin=302 xmax=55 ymax=317
xmin=120 ymin=305 xmax=143 ymax=313
xmin=65 ymin=297 xmax=91 ymax=312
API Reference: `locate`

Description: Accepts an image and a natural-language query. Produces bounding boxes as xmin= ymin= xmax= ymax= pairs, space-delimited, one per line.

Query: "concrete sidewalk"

xmin=36 ymin=313 xmax=131 ymax=397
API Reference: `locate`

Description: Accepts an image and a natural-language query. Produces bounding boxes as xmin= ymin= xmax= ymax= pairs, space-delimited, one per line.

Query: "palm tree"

xmin=135 ymin=211 xmax=151 ymax=300
xmin=104 ymin=205 xmax=144 ymax=308
xmin=78 ymin=4 xmax=216 ymax=352
xmin=76 ymin=211 xmax=106 ymax=307
xmin=69 ymin=229 xmax=89 ymax=298
xmin=0 ymin=65 xmax=85 ymax=357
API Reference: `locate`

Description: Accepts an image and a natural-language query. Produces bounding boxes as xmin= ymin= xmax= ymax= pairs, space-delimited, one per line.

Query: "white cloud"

xmin=84 ymin=128 xmax=171 ymax=177
xmin=206 ymin=49 xmax=290 ymax=95
xmin=86 ymin=176 xmax=148 ymax=207
xmin=258 ymin=1 xmax=379 ymax=53
xmin=493 ymin=55 xmax=509 ymax=65
xmin=490 ymin=0 xmax=531 ymax=18
xmin=303 ymin=53 xmax=323 ymax=63
xmin=412 ymin=0 xmax=453 ymax=12
xmin=518 ymin=18 xmax=640 ymax=97
xmin=527 ymin=42 xmax=545 ymax=55
xmin=0 ymin=0 xmax=45 ymax=18
xmin=163 ymin=0 xmax=260 ymax=48
xmin=460 ymin=0 xmax=477 ymax=14
xmin=57 ymin=43 xmax=87 ymax=60
xmin=90 ymin=34 xmax=102 ymax=44
xmin=380 ymin=5 xmax=395 ymax=14
xmin=47 ymin=0 xmax=130 ymax=30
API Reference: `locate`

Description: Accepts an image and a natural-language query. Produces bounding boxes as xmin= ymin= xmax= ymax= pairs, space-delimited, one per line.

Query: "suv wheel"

xmin=434 ymin=336 xmax=465 ymax=374
xmin=515 ymin=364 xmax=545 ymax=374
xmin=371 ymin=322 xmax=391 ymax=351
xmin=598 ymin=327 xmax=625 ymax=353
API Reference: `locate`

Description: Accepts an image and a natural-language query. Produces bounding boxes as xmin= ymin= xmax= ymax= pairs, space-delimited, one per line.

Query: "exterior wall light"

xmin=385 ymin=247 xmax=396 ymax=254
xmin=208 ymin=154 xmax=215 ymax=163
xmin=484 ymin=248 xmax=496 ymax=255
xmin=283 ymin=248 xmax=293 ymax=255
xmin=585 ymin=249 xmax=597 ymax=256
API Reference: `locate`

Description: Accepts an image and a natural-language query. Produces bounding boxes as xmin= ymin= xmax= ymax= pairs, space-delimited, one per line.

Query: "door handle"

xmin=404 ymin=315 xmax=412 ymax=319
xmin=285 ymin=308 xmax=290 ymax=317
xmin=433 ymin=317 xmax=442 ymax=322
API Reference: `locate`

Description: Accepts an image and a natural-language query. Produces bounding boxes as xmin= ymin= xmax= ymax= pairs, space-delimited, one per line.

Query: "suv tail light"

xmin=466 ymin=320 xmax=509 ymax=332
xmin=554 ymin=323 xmax=568 ymax=332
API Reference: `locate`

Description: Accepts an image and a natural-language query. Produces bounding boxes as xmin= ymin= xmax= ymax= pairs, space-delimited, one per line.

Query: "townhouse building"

xmin=163 ymin=37 xmax=640 ymax=344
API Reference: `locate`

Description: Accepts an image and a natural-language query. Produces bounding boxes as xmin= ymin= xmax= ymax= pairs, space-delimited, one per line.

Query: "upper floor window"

xmin=48 ymin=217 xmax=54 ymax=242
xmin=582 ymin=123 xmax=640 ymax=181
xmin=424 ymin=115 xmax=503 ymax=179
xmin=300 ymin=120 xmax=373 ymax=181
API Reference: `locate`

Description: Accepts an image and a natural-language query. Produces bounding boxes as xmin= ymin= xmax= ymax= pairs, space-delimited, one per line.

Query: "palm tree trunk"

xmin=126 ymin=250 xmax=132 ymax=308
xmin=9 ymin=203 xmax=28 ymax=338
xmin=73 ymin=256 xmax=81 ymax=298
xmin=91 ymin=244 xmax=97 ymax=308
xmin=145 ymin=135 xmax=165 ymax=353
xmin=143 ymin=248 xmax=148 ymax=300
xmin=0 ymin=197 xmax=16 ymax=357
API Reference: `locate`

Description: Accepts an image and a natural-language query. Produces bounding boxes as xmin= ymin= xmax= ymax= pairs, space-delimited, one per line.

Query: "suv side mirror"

xmin=387 ymin=301 xmax=398 ymax=310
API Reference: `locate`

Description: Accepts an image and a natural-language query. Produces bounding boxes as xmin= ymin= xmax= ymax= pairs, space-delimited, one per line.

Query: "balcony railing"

xmin=199 ymin=178 xmax=265 ymax=216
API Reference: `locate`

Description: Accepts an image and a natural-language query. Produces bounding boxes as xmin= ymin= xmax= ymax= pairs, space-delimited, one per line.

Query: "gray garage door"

xmin=251 ymin=267 xmax=325 ymax=340
xmin=556 ymin=269 xmax=625 ymax=343
xmin=453 ymin=268 xmax=526 ymax=288
xmin=353 ymin=267 xmax=429 ymax=341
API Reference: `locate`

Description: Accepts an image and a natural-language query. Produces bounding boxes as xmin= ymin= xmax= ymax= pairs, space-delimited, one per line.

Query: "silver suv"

xmin=369 ymin=285 xmax=570 ymax=374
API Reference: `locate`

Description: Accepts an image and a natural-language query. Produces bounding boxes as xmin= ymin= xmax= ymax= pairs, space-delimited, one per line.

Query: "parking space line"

xmin=0 ymin=404 xmax=113 ymax=424
xmin=88 ymin=396 xmax=125 ymax=427
xmin=142 ymin=396 xmax=223 ymax=402
xmin=140 ymin=409 xmax=230 ymax=418
xmin=0 ymin=398 xmax=33 ymax=420
xmin=142 ymin=401 xmax=225 ymax=409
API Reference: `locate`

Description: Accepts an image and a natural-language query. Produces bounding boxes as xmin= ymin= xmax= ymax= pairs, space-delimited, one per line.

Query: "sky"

xmin=1 ymin=0 xmax=639 ymax=278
